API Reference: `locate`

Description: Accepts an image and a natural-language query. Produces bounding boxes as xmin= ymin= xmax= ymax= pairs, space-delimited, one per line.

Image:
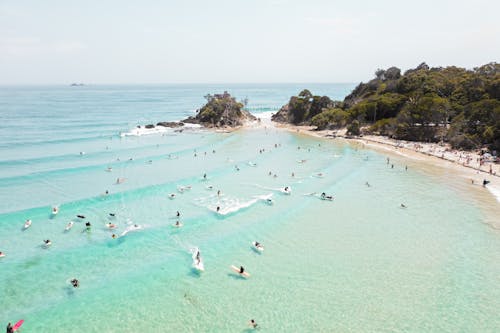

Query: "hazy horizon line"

xmin=0 ymin=81 xmax=358 ymax=86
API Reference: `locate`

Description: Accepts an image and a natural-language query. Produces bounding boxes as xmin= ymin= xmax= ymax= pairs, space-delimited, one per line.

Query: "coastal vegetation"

xmin=184 ymin=91 xmax=255 ymax=127
xmin=272 ymin=62 xmax=500 ymax=152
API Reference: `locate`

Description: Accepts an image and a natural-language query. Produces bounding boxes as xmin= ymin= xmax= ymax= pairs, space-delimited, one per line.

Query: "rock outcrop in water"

xmin=156 ymin=121 xmax=184 ymax=128
xmin=183 ymin=91 xmax=255 ymax=128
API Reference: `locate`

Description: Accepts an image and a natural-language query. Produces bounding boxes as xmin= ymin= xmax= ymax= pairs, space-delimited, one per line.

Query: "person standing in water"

xmin=6 ymin=322 xmax=13 ymax=333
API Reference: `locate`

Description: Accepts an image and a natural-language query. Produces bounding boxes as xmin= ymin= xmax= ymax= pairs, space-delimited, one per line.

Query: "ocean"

xmin=1 ymin=84 xmax=499 ymax=332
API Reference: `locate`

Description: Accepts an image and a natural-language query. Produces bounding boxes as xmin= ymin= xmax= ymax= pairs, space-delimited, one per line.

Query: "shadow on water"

xmin=188 ymin=268 xmax=203 ymax=278
xmin=250 ymin=246 xmax=262 ymax=255
xmin=106 ymin=237 xmax=125 ymax=248
xmin=21 ymin=256 xmax=43 ymax=269
xmin=227 ymin=273 xmax=247 ymax=280
xmin=65 ymin=285 xmax=76 ymax=296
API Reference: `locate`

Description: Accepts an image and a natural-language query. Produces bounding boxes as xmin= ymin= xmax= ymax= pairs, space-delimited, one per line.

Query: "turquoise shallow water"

xmin=1 ymin=84 xmax=500 ymax=332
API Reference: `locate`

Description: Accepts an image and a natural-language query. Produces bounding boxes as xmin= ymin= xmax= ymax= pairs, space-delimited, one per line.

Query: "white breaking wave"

xmin=487 ymin=185 xmax=500 ymax=203
xmin=120 ymin=123 xmax=201 ymax=137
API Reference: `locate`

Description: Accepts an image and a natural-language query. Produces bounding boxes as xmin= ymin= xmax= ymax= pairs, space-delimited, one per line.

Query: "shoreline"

xmin=264 ymin=118 xmax=500 ymax=205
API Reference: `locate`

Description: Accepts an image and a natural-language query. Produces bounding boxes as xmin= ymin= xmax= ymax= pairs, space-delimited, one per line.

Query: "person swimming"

xmin=216 ymin=206 xmax=220 ymax=212
xmin=249 ymin=319 xmax=258 ymax=329
xmin=400 ymin=203 xmax=407 ymax=208
xmin=70 ymin=278 xmax=79 ymax=288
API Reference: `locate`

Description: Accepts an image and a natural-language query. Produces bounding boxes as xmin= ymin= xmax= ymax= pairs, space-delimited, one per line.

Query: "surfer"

xmin=216 ymin=206 xmax=220 ymax=213
xmin=284 ymin=186 xmax=289 ymax=192
xmin=195 ymin=251 xmax=201 ymax=265
xmin=44 ymin=239 xmax=51 ymax=246
xmin=203 ymin=173 xmax=207 ymax=180
xmin=175 ymin=220 xmax=181 ymax=227
xmin=109 ymin=213 xmax=116 ymax=217
xmin=70 ymin=278 xmax=79 ymax=288
xmin=77 ymin=215 xmax=85 ymax=219
xmin=239 ymin=266 xmax=245 ymax=274
xmin=249 ymin=319 xmax=258 ymax=329
xmin=400 ymin=203 xmax=407 ymax=208
xmin=176 ymin=211 xmax=180 ymax=217
xmin=6 ymin=322 xmax=13 ymax=333
xmin=112 ymin=234 xmax=117 ymax=239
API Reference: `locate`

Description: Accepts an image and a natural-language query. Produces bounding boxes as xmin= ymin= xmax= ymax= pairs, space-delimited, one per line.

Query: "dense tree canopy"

xmin=276 ymin=62 xmax=500 ymax=152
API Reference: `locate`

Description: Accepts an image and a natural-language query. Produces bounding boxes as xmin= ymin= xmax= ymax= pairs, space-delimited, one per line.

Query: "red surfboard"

xmin=13 ymin=319 xmax=24 ymax=331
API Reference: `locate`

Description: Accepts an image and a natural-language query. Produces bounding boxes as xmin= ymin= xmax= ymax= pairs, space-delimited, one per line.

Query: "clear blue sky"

xmin=0 ymin=0 xmax=498 ymax=84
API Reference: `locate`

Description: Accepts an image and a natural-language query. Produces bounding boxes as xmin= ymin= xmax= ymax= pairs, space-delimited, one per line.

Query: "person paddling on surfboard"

xmin=71 ymin=278 xmax=79 ymax=288
xmin=249 ymin=319 xmax=258 ymax=329
xmin=239 ymin=266 xmax=245 ymax=274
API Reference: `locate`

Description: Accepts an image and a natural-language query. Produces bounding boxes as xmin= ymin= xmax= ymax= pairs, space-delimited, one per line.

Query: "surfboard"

xmin=231 ymin=265 xmax=250 ymax=277
xmin=193 ymin=259 xmax=205 ymax=271
xmin=252 ymin=242 xmax=264 ymax=252
xmin=191 ymin=247 xmax=204 ymax=271
xmin=24 ymin=220 xmax=32 ymax=229
xmin=65 ymin=221 xmax=74 ymax=230
xmin=13 ymin=319 xmax=24 ymax=331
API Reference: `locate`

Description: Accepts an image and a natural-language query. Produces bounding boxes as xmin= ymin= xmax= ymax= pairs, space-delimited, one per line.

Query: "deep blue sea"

xmin=1 ymin=84 xmax=500 ymax=332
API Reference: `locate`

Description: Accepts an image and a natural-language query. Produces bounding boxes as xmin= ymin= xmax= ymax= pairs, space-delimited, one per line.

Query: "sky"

xmin=0 ymin=0 xmax=498 ymax=84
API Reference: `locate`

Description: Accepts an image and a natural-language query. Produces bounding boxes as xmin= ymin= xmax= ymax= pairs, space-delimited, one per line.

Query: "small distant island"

xmin=273 ymin=62 xmax=499 ymax=152
xmin=70 ymin=83 xmax=85 ymax=86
